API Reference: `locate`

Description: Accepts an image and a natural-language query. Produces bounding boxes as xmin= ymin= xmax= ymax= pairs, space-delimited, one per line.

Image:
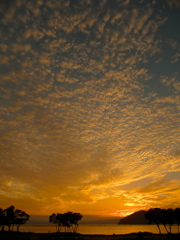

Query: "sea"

xmin=14 ymin=224 xmax=179 ymax=235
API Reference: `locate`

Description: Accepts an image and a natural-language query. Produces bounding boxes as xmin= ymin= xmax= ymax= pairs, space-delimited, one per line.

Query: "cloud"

xmin=0 ymin=0 xmax=179 ymax=215
xmin=167 ymin=0 xmax=180 ymax=8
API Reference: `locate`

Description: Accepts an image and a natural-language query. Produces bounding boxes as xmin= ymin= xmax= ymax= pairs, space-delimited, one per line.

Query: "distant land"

xmin=118 ymin=210 xmax=148 ymax=224
xmin=27 ymin=215 xmax=121 ymax=225
xmin=27 ymin=211 xmax=149 ymax=225
xmin=27 ymin=215 xmax=49 ymax=225
xmin=80 ymin=215 xmax=121 ymax=224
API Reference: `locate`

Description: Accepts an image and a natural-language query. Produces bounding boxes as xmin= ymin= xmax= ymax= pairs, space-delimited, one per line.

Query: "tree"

xmin=61 ymin=212 xmax=72 ymax=232
xmin=174 ymin=208 xmax=180 ymax=233
xmin=49 ymin=213 xmax=58 ymax=231
xmin=49 ymin=213 xmax=63 ymax=232
xmin=71 ymin=213 xmax=83 ymax=233
xmin=1 ymin=206 xmax=30 ymax=232
xmin=145 ymin=208 xmax=162 ymax=234
xmin=49 ymin=211 xmax=83 ymax=233
xmin=161 ymin=208 xmax=174 ymax=234
xmin=3 ymin=205 xmax=15 ymax=231
xmin=14 ymin=209 xmax=30 ymax=232
xmin=0 ymin=208 xmax=6 ymax=231
xmin=60 ymin=211 xmax=82 ymax=233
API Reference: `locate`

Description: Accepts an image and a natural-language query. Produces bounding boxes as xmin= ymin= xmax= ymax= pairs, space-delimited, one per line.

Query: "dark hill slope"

xmin=118 ymin=210 xmax=149 ymax=224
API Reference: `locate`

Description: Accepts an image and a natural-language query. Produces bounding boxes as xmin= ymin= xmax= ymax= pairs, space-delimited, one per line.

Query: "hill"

xmin=118 ymin=210 xmax=148 ymax=224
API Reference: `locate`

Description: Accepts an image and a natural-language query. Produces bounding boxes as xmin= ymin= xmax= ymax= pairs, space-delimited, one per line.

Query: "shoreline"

xmin=0 ymin=231 xmax=180 ymax=240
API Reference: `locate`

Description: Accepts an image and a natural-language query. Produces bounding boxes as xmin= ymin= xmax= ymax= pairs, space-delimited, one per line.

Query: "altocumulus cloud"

xmin=0 ymin=0 xmax=179 ymax=216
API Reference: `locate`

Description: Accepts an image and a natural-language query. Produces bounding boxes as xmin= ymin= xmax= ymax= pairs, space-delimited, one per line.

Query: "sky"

xmin=0 ymin=0 xmax=180 ymax=219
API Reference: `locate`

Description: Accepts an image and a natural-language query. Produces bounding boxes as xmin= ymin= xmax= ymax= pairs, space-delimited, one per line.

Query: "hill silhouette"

xmin=118 ymin=210 xmax=148 ymax=224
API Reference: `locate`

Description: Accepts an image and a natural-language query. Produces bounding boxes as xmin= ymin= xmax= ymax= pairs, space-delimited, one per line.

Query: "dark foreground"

xmin=0 ymin=231 xmax=179 ymax=240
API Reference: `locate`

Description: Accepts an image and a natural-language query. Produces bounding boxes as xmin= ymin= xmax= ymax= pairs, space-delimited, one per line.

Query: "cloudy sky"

xmin=0 ymin=0 xmax=180 ymax=218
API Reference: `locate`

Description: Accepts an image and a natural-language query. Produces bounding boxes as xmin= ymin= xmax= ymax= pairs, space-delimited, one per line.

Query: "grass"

xmin=0 ymin=231 xmax=179 ymax=240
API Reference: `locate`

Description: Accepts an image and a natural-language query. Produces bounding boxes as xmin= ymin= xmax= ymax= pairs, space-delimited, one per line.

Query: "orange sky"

xmin=0 ymin=0 xmax=179 ymax=218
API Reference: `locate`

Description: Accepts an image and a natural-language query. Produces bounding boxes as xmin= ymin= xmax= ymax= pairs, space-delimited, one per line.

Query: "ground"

xmin=0 ymin=232 xmax=180 ymax=240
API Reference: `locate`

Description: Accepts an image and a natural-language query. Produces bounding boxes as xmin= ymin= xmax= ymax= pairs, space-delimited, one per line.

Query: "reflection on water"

xmin=18 ymin=224 xmax=179 ymax=234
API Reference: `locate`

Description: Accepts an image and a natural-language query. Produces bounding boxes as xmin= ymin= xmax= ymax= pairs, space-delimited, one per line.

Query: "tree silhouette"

xmin=0 ymin=206 xmax=30 ymax=232
xmin=49 ymin=213 xmax=63 ymax=232
xmin=145 ymin=207 xmax=180 ymax=234
xmin=145 ymin=208 xmax=162 ymax=234
xmin=70 ymin=212 xmax=83 ymax=233
xmin=161 ymin=208 xmax=174 ymax=234
xmin=14 ymin=209 xmax=30 ymax=232
xmin=3 ymin=205 xmax=15 ymax=231
xmin=0 ymin=208 xmax=6 ymax=231
xmin=49 ymin=211 xmax=83 ymax=233
xmin=61 ymin=212 xmax=72 ymax=232
xmin=174 ymin=208 xmax=180 ymax=233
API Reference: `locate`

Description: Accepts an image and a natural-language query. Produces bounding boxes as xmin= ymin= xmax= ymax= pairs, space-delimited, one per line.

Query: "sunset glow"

xmin=0 ymin=0 xmax=179 ymax=220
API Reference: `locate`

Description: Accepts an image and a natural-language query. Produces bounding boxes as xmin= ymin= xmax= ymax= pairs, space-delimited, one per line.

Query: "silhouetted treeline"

xmin=0 ymin=206 xmax=30 ymax=232
xmin=145 ymin=208 xmax=180 ymax=234
xmin=49 ymin=211 xmax=83 ymax=233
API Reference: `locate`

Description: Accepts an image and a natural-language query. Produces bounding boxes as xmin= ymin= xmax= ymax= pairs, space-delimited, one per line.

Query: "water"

xmin=14 ymin=224 xmax=179 ymax=234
